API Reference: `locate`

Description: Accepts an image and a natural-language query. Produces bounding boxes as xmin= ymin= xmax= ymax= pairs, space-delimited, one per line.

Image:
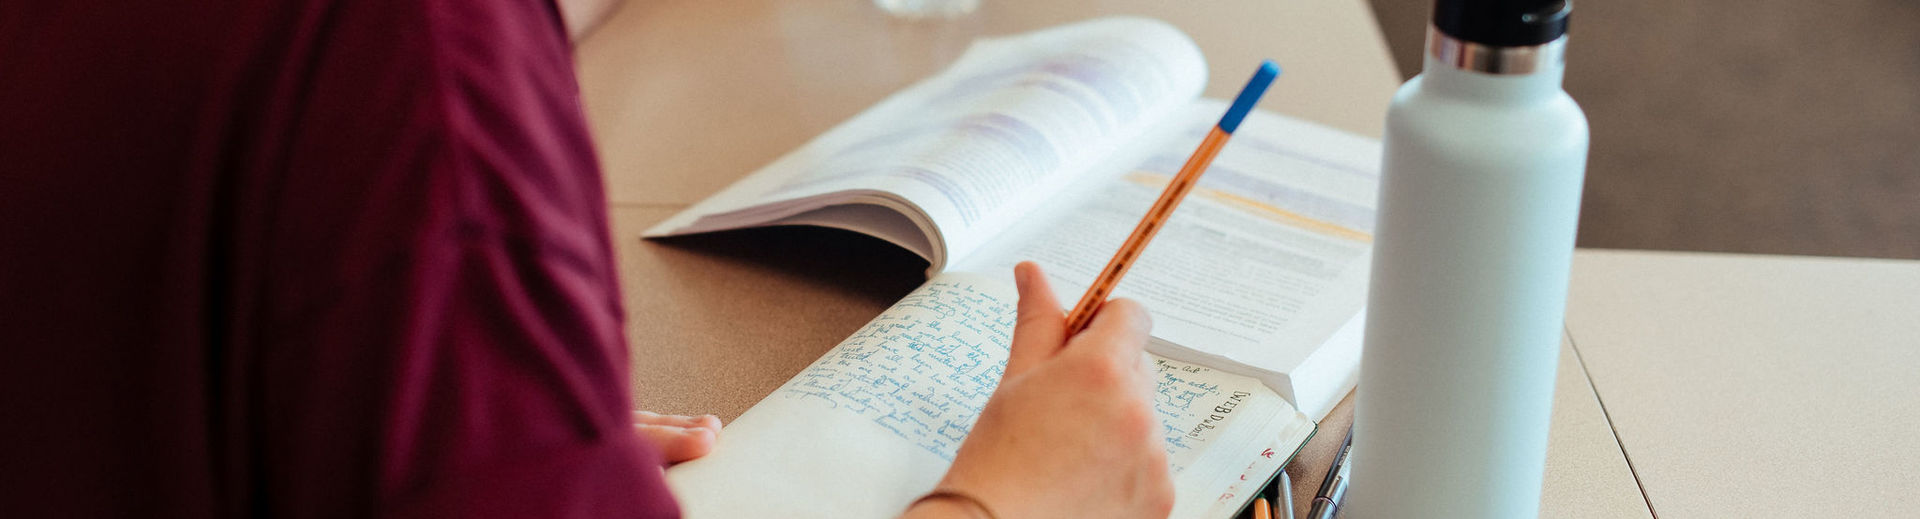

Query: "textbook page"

xmin=666 ymin=272 xmax=1306 ymax=519
xmin=949 ymin=102 xmax=1382 ymax=419
xmin=646 ymin=17 xmax=1206 ymax=270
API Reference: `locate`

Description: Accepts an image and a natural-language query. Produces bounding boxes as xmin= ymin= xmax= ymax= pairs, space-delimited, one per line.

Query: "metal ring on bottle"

xmin=1428 ymin=26 xmax=1566 ymax=75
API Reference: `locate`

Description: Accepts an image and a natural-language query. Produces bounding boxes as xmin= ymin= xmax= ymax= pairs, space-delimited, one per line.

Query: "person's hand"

xmin=905 ymin=262 xmax=1173 ymax=519
xmin=633 ymin=411 xmax=721 ymax=465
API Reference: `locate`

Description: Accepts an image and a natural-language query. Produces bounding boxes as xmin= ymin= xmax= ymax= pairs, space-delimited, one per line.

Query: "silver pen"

xmin=1276 ymin=470 xmax=1295 ymax=519
xmin=1308 ymin=429 xmax=1353 ymax=519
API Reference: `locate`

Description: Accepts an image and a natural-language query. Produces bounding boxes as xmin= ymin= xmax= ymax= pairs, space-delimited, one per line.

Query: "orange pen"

xmin=1063 ymin=60 xmax=1280 ymax=335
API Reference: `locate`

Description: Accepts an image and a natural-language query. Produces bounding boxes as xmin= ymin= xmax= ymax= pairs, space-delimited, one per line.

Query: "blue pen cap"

xmin=1218 ymin=60 xmax=1280 ymax=134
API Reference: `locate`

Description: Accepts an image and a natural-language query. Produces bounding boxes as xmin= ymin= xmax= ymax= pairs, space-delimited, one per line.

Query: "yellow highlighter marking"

xmin=1124 ymin=171 xmax=1373 ymax=243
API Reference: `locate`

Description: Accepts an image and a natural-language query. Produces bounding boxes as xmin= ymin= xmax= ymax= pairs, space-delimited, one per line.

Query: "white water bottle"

xmin=1346 ymin=1 xmax=1587 ymax=518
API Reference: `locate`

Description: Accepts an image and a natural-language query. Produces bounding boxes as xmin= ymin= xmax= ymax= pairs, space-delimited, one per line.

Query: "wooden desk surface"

xmin=575 ymin=0 xmax=1403 ymax=207
xmin=579 ymin=2 xmax=1666 ymax=518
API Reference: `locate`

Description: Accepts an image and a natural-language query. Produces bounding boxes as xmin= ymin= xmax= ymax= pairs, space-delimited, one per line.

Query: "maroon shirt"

xmin=0 ymin=1 xmax=675 ymax=517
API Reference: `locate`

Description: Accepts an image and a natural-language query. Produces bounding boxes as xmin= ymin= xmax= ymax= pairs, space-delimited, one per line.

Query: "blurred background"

xmin=1368 ymin=0 xmax=1920 ymax=259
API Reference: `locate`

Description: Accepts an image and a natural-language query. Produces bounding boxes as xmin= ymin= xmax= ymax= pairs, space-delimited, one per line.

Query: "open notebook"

xmin=650 ymin=17 xmax=1381 ymax=519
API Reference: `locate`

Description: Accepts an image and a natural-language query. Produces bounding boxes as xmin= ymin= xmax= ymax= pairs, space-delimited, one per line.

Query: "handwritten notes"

xmin=779 ymin=280 xmax=1015 ymax=460
xmin=1153 ymin=357 xmax=1265 ymax=474
xmin=775 ymin=275 xmax=1269 ymax=474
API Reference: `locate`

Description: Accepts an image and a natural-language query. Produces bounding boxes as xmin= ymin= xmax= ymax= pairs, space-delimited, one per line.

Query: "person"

xmin=0 ymin=1 xmax=1172 ymax=518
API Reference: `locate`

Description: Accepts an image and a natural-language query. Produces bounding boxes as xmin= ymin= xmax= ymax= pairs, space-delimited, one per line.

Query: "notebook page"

xmin=648 ymin=17 xmax=1205 ymax=270
xmin=1156 ymin=359 xmax=1310 ymax=519
xmin=667 ymin=272 xmax=1302 ymax=519
xmin=948 ymin=102 xmax=1382 ymax=417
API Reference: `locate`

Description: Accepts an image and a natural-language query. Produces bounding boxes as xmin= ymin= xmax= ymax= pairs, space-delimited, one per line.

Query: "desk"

xmin=581 ymin=0 xmax=1409 ymax=492
xmin=580 ymin=0 xmax=1621 ymax=515
xmin=575 ymin=0 xmax=1403 ymax=207
xmin=579 ymin=0 xmax=1404 ymax=435
xmin=579 ymin=2 xmax=1920 ymax=518
xmin=1233 ymin=251 xmax=1920 ymax=518
xmin=1560 ymin=251 xmax=1920 ymax=517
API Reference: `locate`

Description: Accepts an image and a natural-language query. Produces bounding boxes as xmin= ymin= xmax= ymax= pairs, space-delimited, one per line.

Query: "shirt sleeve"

xmin=234 ymin=0 xmax=678 ymax=517
xmin=0 ymin=1 xmax=675 ymax=517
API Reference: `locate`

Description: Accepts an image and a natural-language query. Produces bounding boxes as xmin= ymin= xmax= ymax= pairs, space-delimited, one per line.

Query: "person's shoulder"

xmin=262 ymin=0 xmax=606 ymax=282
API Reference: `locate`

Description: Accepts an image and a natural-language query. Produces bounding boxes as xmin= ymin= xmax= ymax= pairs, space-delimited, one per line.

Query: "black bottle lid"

xmin=1433 ymin=0 xmax=1571 ymax=47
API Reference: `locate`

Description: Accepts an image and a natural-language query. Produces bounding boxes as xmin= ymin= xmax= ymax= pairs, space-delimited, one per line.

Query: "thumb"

xmin=1005 ymin=262 xmax=1066 ymax=379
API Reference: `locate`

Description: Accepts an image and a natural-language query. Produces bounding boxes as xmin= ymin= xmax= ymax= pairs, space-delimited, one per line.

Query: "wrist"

xmin=904 ymin=488 xmax=1000 ymax=519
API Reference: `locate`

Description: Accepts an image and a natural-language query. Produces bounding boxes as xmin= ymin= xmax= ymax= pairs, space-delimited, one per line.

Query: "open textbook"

xmin=649 ymin=17 xmax=1381 ymax=519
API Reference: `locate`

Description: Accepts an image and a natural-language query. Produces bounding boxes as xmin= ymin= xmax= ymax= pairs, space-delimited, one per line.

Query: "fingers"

xmin=633 ymin=411 xmax=723 ymax=465
xmin=1065 ymin=298 xmax=1152 ymax=364
xmin=1005 ymin=262 xmax=1066 ymax=379
xmin=1060 ymin=299 xmax=1155 ymax=408
xmin=633 ymin=410 xmax=722 ymax=430
xmin=636 ymin=423 xmax=718 ymax=464
xmin=1136 ymin=353 xmax=1159 ymax=402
